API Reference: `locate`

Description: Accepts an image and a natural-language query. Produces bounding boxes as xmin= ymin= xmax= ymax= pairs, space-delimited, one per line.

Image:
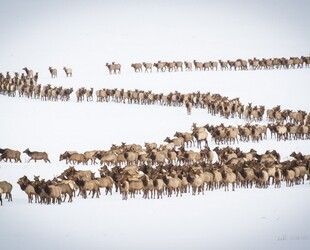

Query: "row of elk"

xmin=206 ymin=122 xmax=310 ymax=143
xmin=129 ymin=56 xmax=310 ymax=73
xmin=48 ymin=66 xmax=73 ymax=78
xmin=95 ymin=88 xmax=267 ymax=120
xmin=0 ymin=148 xmax=50 ymax=163
xmin=94 ymin=88 xmax=309 ymax=124
xmin=56 ymin=119 xmax=308 ymax=168
xmin=1 ymin=117 xmax=309 ymax=165
xmin=8 ymin=149 xmax=310 ymax=204
xmin=267 ymin=105 xmax=310 ymax=125
xmin=0 ymin=66 xmax=72 ymax=85
xmin=1 ymin=74 xmax=309 ymax=125
xmin=2 ymin=54 xmax=310 ymax=82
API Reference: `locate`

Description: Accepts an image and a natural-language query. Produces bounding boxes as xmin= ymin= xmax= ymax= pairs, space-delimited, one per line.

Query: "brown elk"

xmin=23 ymin=148 xmax=50 ymax=163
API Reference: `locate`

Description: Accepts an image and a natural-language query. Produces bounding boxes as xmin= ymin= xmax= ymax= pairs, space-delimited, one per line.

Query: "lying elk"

xmin=23 ymin=148 xmax=50 ymax=163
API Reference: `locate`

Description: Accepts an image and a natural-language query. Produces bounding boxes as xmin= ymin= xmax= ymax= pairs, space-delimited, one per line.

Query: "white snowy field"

xmin=1 ymin=0 xmax=310 ymax=250
xmin=0 ymin=67 xmax=309 ymax=250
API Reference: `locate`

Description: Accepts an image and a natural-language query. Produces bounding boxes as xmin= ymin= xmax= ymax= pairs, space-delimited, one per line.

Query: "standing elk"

xmin=23 ymin=148 xmax=50 ymax=163
xmin=17 ymin=176 xmax=37 ymax=203
xmin=0 ymin=148 xmax=21 ymax=163
xmin=86 ymin=88 xmax=93 ymax=101
xmin=185 ymin=101 xmax=192 ymax=115
xmin=143 ymin=62 xmax=152 ymax=72
xmin=48 ymin=67 xmax=57 ymax=78
xmin=106 ymin=62 xmax=121 ymax=74
xmin=184 ymin=61 xmax=192 ymax=71
xmin=131 ymin=63 xmax=142 ymax=72
xmin=0 ymin=181 xmax=13 ymax=205
xmin=22 ymin=67 xmax=33 ymax=78
xmin=63 ymin=67 xmax=72 ymax=77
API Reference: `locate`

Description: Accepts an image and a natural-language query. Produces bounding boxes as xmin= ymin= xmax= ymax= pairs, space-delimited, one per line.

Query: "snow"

xmin=0 ymin=1 xmax=310 ymax=249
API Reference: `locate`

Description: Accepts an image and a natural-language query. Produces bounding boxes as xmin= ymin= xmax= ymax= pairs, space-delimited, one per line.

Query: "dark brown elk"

xmin=23 ymin=148 xmax=50 ymax=163
xmin=0 ymin=148 xmax=21 ymax=163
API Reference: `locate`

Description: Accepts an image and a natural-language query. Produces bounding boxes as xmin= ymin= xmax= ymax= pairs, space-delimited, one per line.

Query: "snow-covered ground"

xmin=1 ymin=1 xmax=310 ymax=250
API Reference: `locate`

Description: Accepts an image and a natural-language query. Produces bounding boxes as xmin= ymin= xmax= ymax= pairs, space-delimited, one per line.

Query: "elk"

xmin=0 ymin=148 xmax=21 ymax=163
xmin=106 ymin=62 xmax=121 ymax=74
xmin=143 ymin=62 xmax=153 ymax=72
xmin=120 ymin=181 xmax=129 ymax=200
xmin=42 ymin=181 xmax=62 ymax=204
xmin=86 ymin=88 xmax=93 ymax=101
xmin=59 ymin=166 xmax=93 ymax=181
xmin=75 ymin=178 xmax=100 ymax=198
xmin=162 ymin=175 xmax=182 ymax=197
xmin=48 ymin=67 xmax=57 ymax=78
xmin=0 ymin=181 xmax=13 ymax=204
xmin=185 ymin=101 xmax=192 ymax=115
xmin=23 ymin=148 xmax=50 ymax=163
xmin=17 ymin=176 xmax=38 ymax=203
xmin=184 ymin=61 xmax=192 ymax=71
xmin=76 ymin=87 xmax=86 ymax=102
xmin=131 ymin=63 xmax=142 ymax=72
xmin=191 ymin=123 xmax=208 ymax=148
xmin=63 ymin=67 xmax=72 ymax=77
xmin=22 ymin=67 xmax=33 ymax=77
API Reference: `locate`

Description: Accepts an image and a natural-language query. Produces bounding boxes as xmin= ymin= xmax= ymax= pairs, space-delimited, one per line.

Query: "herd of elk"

xmin=130 ymin=56 xmax=310 ymax=73
xmin=10 ymin=149 xmax=310 ymax=205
